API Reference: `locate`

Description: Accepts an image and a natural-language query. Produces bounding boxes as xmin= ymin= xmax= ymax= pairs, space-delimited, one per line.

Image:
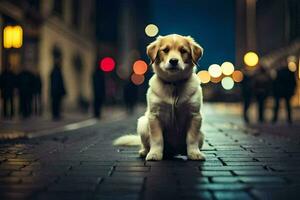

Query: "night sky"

xmin=149 ymin=0 xmax=236 ymax=70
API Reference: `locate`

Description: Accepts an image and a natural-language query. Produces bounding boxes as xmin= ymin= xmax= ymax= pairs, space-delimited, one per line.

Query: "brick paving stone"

xmin=201 ymin=166 xmax=265 ymax=171
xmin=200 ymin=171 xmax=233 ymax=176
xmin=115 ymin=166 xmax=150 ymax=172
xmin=212 ymin=177 xmax=241 ymax=183
xmin=47 ymin=183 xmax=97 ymax=192
xmin=214 ymin=191 xmax=253 ymax=200
xmin=239 ymin=176 xmax=286 ymax=183
xmin=93 ymin=194 xmax=140 ymax=200
xmin=192 ymin=183 xmax=250 ymax=190
xmin=179 ymin=191 xmax=214 ymax=200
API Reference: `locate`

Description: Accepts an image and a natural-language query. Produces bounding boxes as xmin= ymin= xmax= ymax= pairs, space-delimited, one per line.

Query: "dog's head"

xmin=147 ymin=34 xmax=203 ymax=82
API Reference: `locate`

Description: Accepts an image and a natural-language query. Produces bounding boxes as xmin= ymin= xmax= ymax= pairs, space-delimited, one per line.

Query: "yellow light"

xmin=221 ymin=77 xmax=234 ymax=90
xmin=232 ymin=70 xmax=244 ymax=82
xmin=288 ymin=62 xmax=297 ymax=72
xmin=221 ymin=61 xmax=234 ymax=75
xmin=3 ymin=25 xmax=23 ymax=48
xmin=298 ymin=57 xmax=300 ymax=80
xmin=244 ymin=51 xmax=259 ymax=67
xmin=145 ymin=24 xmax=159 ymax=37
xmin=208 ymin=64 xmax=222 ymax=78
xmin=4 ymin=26 xmax=13 ymax=48
xmin=13 ymin=26 xmax=23 ymax=48
xmin=197 ymin=70 xmax=210 ymax=84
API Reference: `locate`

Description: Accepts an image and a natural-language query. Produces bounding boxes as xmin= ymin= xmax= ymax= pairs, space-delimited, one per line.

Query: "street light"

xmin=243 ymin=51 xmax=259 ymax=67
xmin=3 ymin=25 xmax=23 ymax=48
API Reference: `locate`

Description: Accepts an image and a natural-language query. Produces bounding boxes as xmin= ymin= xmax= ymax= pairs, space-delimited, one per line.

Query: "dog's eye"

xmin=162 ymin=48 xmax=169 ymax=53
xmin=180 ymin=48 xmax=187 ymax=54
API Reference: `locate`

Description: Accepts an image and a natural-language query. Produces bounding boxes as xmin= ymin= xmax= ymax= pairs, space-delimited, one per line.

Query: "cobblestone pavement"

xmin=0 ymin=104 xmax=300 ymax=200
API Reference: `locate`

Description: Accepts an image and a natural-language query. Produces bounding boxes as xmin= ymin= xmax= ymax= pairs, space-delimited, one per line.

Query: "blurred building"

xmin=0 ymin=0 xmax=96 ymax=111
xmin=236 ymin=0 xmax=300 ymax=105
xmin=236 ymin=0 xmax=300 ymax=66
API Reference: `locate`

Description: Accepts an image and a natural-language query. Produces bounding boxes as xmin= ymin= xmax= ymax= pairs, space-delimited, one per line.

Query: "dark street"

xmin=0 ymin=104 xmax=300 ymax=200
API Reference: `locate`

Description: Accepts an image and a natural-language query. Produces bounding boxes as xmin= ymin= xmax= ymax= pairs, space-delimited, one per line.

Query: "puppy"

xmin=114 ymin=34 xmax=205 ymax=161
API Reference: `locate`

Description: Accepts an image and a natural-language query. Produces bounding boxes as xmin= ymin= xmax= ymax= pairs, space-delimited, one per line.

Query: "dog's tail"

xmin=113 ymin=134 xmax=141 ymax=146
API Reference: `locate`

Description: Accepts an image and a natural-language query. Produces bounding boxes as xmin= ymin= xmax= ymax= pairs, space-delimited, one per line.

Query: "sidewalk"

xmin=0 ymin=106 xmax=128 ymax=140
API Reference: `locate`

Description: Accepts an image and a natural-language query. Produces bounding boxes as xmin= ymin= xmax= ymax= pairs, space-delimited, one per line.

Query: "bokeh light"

xmin=287 ymin=55 xmax=297 ymax=63
xmin=3 ymin=25 xmax=23 ymax=48
xmin=221 ymin=61 xmax=234 ymax=75
xmin=145 ymin=24 xmax=159 ymax=37
xmin=288 ymin=62 xmax=297 ymax=72
xmin=221 ymin=77 xmax=234 ymax=90
xmin=197 ymin=70 xmax=210 ymax=84
xmin=133 ymin=60 xmax=148 ymax=75
xmin=244 ymin=51 xmax=259 ymax=67
xmin=210 ymin=76 xmax=222 ymax=83
xmin=131 ymin=73 xmax=145 ymax=85
xmin=232 ymin=70 xmax=244 ymax=82
xmin=208 ymin=64 xmax=222 ymax=78
xmin=100 ymin=57 xmax=115 ymax=72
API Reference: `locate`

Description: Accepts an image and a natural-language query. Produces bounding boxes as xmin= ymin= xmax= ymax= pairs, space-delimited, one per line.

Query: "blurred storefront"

xmin=0 ymin=0 xmax=96 ymax=111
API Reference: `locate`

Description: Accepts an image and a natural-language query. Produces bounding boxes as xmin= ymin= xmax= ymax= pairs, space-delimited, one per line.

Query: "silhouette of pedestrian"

xmin=50 ymin=47 xmax=66 ymax=120
xmin=33 ymin=72 xmax=42 ymax=115
xmin=0 ymin=66 xmax=16 ymax=119
xmin=241 ymin=69 xmax=254 ymax=123
xmin=17 ymin=69 xmax=35 ymax=118
xmin=123 ymin=80 xmax=138 ymax=115
xmin=92 ymin=62 xmax=106 ymax=118
xmin=253 ymin=66 xmax=272 ymax=123
xmin=272 ymin=60 xmax=296 ymax=124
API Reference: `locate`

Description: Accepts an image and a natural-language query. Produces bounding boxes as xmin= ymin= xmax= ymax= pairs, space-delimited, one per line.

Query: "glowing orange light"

xmin=210 ymin=76 xmax=222 ymax=83
xmin=232 ymin=70 xmax=244 ymax=82
xmin=100 ymin=57 xmax=115 ymax=72
xmin=197 ymin=70 xmax=210 ymax=84
xmin=133 ymin=60 xmax=148 ymax=75
xmin=131 ymin=73 xmax=144 ymax=85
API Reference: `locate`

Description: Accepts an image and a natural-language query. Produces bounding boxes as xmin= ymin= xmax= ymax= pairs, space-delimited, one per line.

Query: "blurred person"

xmin=92 ymin=62 xmax=106 ymax=118
xmin=123 ymin=80 xmax=138 ymax=115
xmin=17 ymin=68 xmax=35 ymax=118
xmin=33 ymin=72 xmax=42 ymax=115
xmin=253 ymin=66 xmax=272 ymax=123
xmin=272 ymin=60 xmax=297 ymax=124
xmin=50 ymin=47 xmax=66 ymax=120
xmin=241 ymin=69 xmax=254 ymax=123
xmin=0 ymin=66 xmax=16 ymax=119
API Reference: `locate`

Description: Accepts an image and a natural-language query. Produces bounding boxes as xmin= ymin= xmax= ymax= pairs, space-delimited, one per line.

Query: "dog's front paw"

xmin=146 ymin=151 xmax=163 ymax=161
xmin=139 ymin=149 xmax=148 ymax=158
xmin=187 ymin=148 xmax=206 ymax=160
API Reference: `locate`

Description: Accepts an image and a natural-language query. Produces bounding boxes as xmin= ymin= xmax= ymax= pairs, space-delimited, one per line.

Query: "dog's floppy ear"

xmin=146 ymin=36 xmax=161 ymax=63
xmin=186 ymin=36 xmax=203 ymax=63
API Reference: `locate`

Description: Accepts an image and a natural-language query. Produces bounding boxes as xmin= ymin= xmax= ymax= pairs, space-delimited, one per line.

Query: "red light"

xmin=100 ymin=57 xmax=115 ymax=72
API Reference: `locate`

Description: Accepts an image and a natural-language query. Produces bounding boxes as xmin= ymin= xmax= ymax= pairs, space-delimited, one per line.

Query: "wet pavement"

xmin=0 ymin=103 xmax=300 ymax=200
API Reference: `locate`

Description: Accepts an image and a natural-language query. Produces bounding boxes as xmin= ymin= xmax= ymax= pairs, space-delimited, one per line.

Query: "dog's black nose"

xmin=169 ymin=58 xmax=178 ymax=66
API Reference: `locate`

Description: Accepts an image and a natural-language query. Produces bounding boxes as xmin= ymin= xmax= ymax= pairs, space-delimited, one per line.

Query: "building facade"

xmin=0 ymin=0 xmax=96 ymax=111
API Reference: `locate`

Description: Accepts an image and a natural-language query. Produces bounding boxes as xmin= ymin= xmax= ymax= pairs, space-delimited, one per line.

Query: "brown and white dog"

xmin=114 ymin=34 xmax=205 ymax=161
